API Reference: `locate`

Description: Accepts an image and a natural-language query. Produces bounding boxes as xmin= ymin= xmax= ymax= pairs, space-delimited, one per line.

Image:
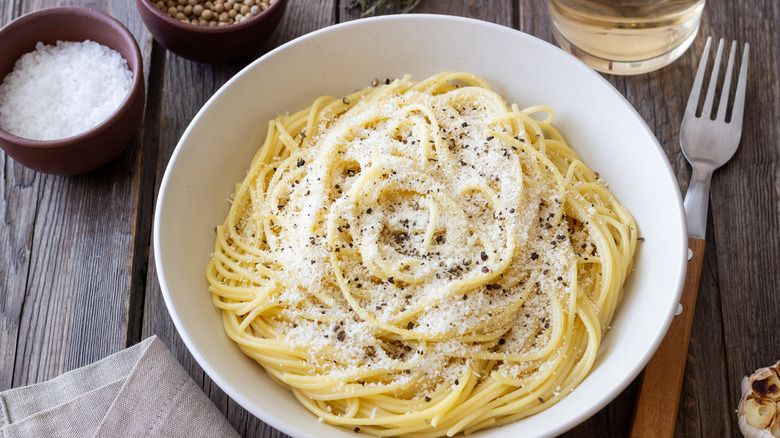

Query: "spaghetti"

xmin=206 ymin=72 xmax=637 ymax=437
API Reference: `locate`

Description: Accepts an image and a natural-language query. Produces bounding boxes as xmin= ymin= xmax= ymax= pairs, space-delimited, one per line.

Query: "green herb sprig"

xmin=350 ymin=0 xmax=422 ymax=16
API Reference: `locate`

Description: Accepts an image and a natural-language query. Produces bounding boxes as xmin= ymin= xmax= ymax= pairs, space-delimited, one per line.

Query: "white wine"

xmin=548 ymin=0 xmax=705 ymax=74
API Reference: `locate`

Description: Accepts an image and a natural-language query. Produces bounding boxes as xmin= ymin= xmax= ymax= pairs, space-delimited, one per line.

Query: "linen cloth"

xmin=0 ymin=336 xmax=240 ymax=438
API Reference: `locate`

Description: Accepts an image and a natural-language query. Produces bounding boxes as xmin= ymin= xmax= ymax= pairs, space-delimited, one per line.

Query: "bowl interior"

xmin=155 ymin=15 xmax=687 ymax=438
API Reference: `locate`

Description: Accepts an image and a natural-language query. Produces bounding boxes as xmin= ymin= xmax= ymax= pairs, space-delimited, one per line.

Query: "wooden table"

xmin=1 ymin=1 xmax=777 ymax=436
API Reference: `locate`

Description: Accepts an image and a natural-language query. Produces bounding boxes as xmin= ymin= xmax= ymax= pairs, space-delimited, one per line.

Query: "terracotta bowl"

xmin=0 ymin=6 xmax=145 ymax=176
xmin=135 ymin=0 xmax=289 ymax=63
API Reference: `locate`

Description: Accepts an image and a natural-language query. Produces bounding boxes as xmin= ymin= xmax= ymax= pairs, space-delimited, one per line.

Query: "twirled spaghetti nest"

xmin=207 ymin=72 xmax=637 ymax=437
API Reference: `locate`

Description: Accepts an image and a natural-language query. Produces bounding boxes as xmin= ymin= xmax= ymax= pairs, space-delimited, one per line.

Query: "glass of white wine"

xmin=546 ymin=0 xmax=705 ymax=75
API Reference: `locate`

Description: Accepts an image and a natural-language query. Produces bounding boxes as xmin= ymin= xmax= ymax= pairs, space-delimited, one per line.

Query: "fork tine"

xmin=700 ymin=38 xmax=725 ymax=119
xmin=685 ymin=37 xmax=712 ymax=118
xmin=715 ymin=41 xmax=737 ymax=121
xmin=730 ymin=43 xmax=750 ymax=126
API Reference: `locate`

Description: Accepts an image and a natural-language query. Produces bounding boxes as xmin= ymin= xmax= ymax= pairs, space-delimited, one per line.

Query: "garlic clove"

xmin=739 ymin=360 xmax=780 ymax=438
xmin=744 ymin=397 xmax=777 ymax=429
xmin=751 ymin=367 xmax=780 ymax=402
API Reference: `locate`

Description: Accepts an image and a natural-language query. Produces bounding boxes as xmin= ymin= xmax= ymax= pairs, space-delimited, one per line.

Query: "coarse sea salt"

xmin=0 ymin=40 xmax=133 ymax=141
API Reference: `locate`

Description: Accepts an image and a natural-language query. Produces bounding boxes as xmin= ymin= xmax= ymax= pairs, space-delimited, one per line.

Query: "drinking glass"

xmin=546 ymin=0 xmax=706 ymax=75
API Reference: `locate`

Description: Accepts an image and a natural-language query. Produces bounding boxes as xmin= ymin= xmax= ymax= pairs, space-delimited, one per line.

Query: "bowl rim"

xmin=154 ymin=13 xmax=688 ymax=437
xmin=135 ymin=0 xmax=287 ymax=34
xmin=0 ymin=5 xmax=144 ymax=148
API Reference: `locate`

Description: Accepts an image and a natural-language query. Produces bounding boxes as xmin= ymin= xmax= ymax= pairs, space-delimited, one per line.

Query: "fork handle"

xmin=629 ymin=237 xmax=706 ymax=438
xmin=683 ymin=166 xmax=714 ymax=239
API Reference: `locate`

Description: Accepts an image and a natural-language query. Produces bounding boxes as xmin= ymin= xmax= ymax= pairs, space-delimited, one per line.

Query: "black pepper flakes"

xmin=296 ymin=158 xmax=305 ymax=167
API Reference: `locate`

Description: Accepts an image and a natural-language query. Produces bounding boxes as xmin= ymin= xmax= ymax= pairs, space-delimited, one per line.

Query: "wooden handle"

xmin=629 ymin=237 xmax=706 ymax=438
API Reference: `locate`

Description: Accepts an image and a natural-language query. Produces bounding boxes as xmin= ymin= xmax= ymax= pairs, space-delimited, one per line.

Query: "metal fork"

xmin=630 ymin=37 xmax=750 ymax=437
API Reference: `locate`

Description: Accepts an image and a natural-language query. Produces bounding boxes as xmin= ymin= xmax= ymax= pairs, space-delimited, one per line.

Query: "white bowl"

xmin=154 ymin=14 xmax=687 ymax=438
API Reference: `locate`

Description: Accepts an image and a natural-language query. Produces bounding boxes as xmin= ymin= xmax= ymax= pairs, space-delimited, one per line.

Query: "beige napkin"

xmin=0 ymin=336 xmax=240 ymax=438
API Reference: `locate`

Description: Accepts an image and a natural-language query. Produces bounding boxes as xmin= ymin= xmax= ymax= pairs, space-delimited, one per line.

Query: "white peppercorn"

xmin=152 ymin=0 xmax=275 ymax=26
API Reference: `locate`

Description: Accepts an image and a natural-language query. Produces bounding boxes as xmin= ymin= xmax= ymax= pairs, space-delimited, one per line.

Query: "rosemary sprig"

xmin=350 ymin=0 xmax=422 ymax=16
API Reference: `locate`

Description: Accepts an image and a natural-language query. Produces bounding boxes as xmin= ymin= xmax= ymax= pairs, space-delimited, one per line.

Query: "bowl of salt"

xmin=0 ymin=6 xmax=145 ymax=175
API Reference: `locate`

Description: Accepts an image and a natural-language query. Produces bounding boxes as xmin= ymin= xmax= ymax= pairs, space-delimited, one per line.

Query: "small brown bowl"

xmin=135 ymin=0 xmax=288 ymax=63
xmin=0 ymin=6 xmax=145 ymax=176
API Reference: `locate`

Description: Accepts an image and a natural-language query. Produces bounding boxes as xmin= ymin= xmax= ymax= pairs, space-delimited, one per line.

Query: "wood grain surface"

xmin=1 ymin=1 xmax=778 ymax=437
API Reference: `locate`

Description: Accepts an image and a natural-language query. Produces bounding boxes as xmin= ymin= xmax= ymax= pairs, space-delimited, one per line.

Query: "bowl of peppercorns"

xmin=135 ymin=0 xmax=288 ymax=63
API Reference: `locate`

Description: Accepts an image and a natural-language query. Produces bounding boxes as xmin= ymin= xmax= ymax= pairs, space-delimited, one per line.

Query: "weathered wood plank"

xmin=0 ymin=165 xmax=37 ymax=390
